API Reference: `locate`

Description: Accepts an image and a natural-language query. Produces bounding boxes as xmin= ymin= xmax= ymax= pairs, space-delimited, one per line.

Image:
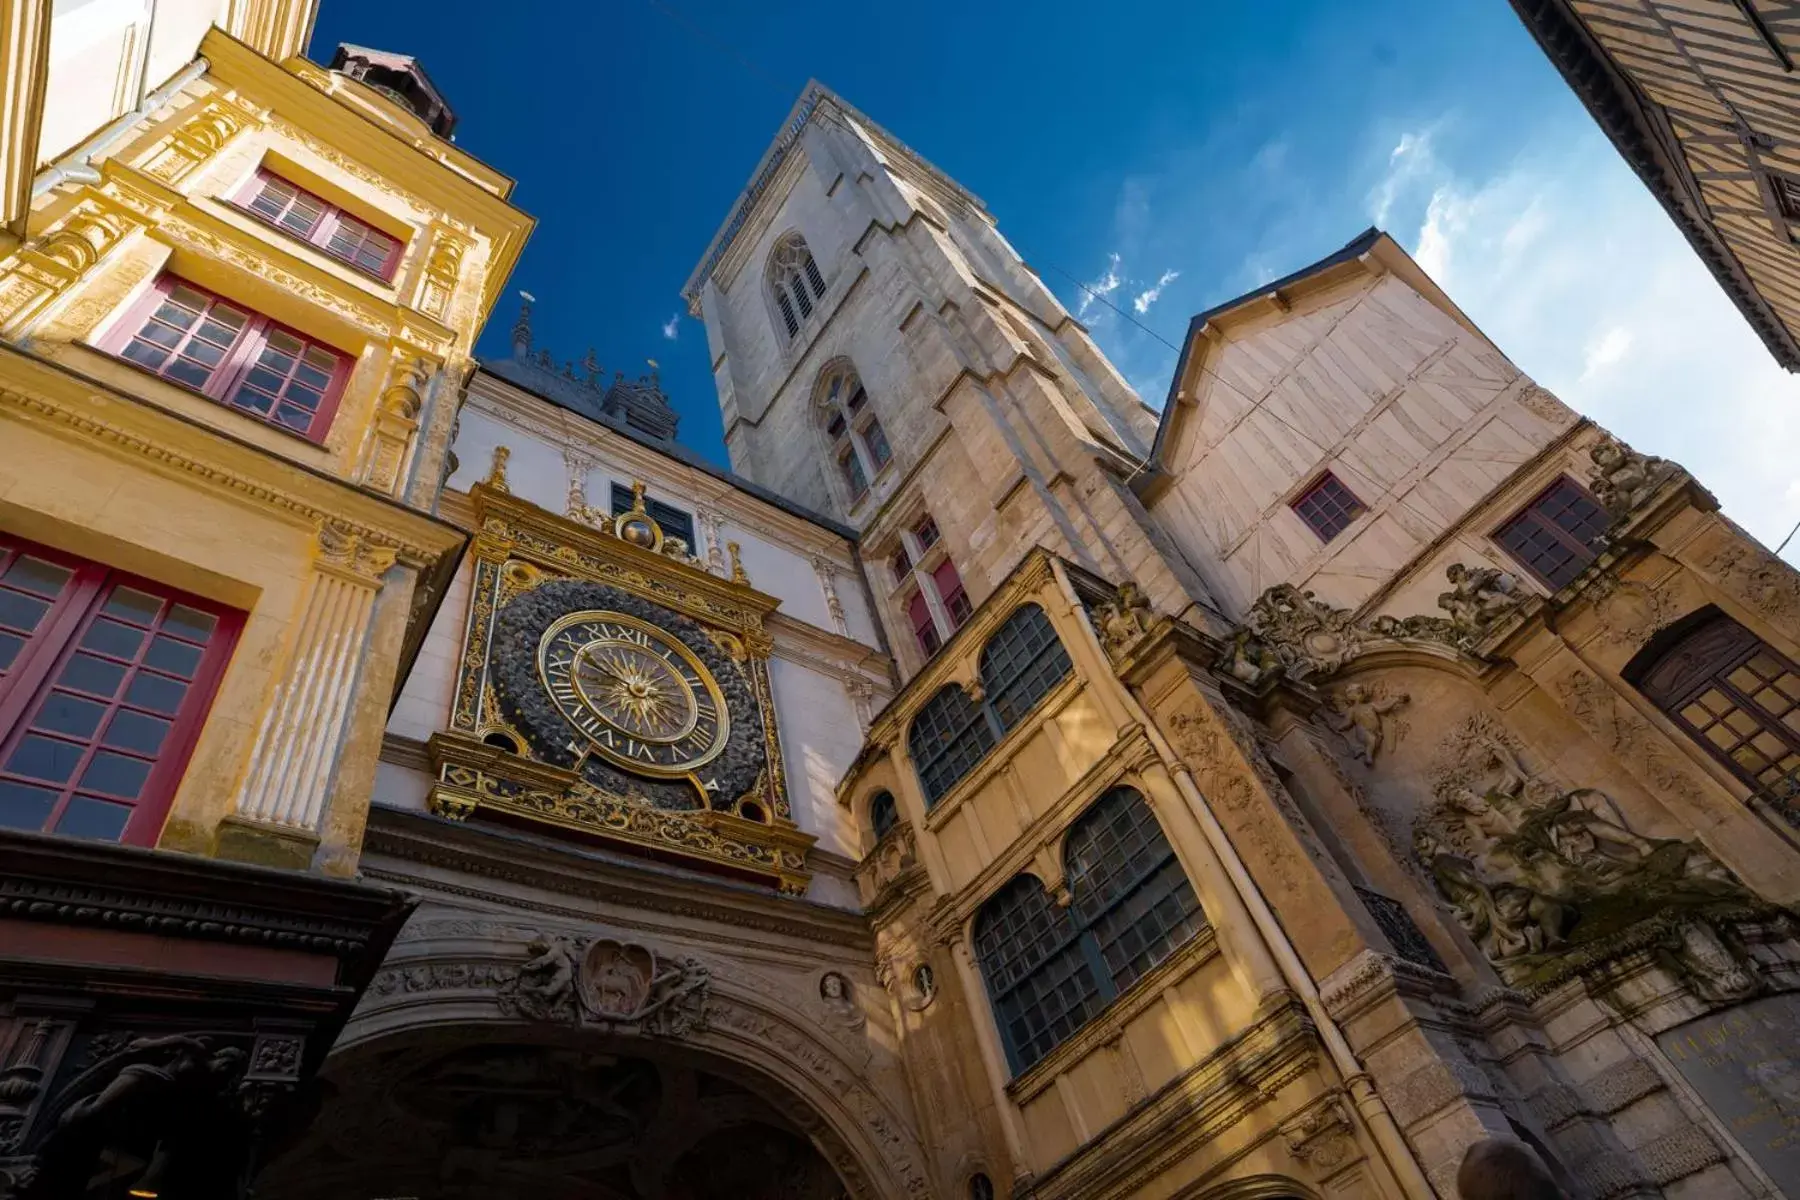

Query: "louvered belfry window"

xmin=974 ymin=787 xmax=1204 ymax=1072
xmin=769 ymin=234 xmax=827 ymax=340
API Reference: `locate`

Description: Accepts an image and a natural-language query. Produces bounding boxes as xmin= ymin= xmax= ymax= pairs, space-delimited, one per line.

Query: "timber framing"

xmin=1508 ymin=0 xmax=1800 ymax=371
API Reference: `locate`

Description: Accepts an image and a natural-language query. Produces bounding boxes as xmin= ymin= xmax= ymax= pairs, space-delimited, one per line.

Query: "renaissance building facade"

xmin=4 ymin=18 xmax=1800 ymax=1200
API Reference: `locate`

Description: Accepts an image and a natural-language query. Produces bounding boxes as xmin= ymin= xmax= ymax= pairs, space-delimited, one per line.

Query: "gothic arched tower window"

xmin=768 ymin=233 xmax=827 ymax=340
xmin=816 ymin=362 xmax=889 ymax=504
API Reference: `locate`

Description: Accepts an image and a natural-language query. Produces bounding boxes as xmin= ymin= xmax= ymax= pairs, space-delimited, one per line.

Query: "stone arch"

xmin=269 ymin=924 xmax=931 ymax=1200
xmin=1177 ymin=1175 xmax=1320 ymax=1200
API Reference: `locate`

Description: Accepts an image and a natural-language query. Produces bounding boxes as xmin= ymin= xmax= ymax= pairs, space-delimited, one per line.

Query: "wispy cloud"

xmin=1367 ymin=123 xmax=1800 ymax=561
xmin=1077 ymin=252 xmax=1123 ymax=319
xmin=661 ymin=313 xmax=680 ymax=340
xmin=1133 ymin=269 xmax=1180 ymax=314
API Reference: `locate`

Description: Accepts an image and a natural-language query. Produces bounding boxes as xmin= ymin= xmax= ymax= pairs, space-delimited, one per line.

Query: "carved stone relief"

xmin=1587 ymin=575 xmax=1679 ymax=648
xmin=1091 ymin=581 xmax=1158 ymax=661
xmin=1324 ymin=682 xmax=1410 ymax=765
xmin=1412 ymin=715 xmax=1754 ymax=990
xmin=1588 ymin=434 xmax=1677 ymax=521
xmin=493 ymin=933 xmax=712 ymax=1037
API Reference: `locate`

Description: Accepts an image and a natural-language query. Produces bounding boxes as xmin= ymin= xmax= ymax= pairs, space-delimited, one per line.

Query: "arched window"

xmin=907 ymin=605 xmax=1072 ymax=805
xmin=868 ymin=789 xmax=899 ymax=841
xmin=981 ymin=604 xmax=1072 ymax=731
xmin=973 ymin=874 xmax=1099 ymax=1073
xmin=768 ymin=234 xmax=827 ymax=340
xmin=1630 ymin=610 xmax=1800 ymax=804
xmin=974 ymin=787 xmax=1204 ymax=1073
xmin=910 ymin=683 xmax=995 ymax=806
xmin=817 ymin=363 xmax=890 ymax=504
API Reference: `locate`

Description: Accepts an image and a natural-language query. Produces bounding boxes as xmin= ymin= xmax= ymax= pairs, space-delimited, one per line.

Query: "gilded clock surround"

xmin=429 ymin=481 xmax=812 ymax=893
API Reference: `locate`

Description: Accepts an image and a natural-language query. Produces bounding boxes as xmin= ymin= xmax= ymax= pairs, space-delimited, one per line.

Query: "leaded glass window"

xmin=974 ymin=787 xmax=1204 ymax=1073
xmin=981 ymin=604 xmax=1071 ymax=731
xmin=817 ymin=363 xmax=887 ymax=507
xmin=907 ymin=605 xmax=1073 ymax=805
xmin=909 ymin=684 xmax=994 ymax=804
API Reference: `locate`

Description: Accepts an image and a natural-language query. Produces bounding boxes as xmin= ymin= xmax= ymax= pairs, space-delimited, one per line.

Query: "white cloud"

xmin=1077 ymin=252 xmax=1123 ymax=319
xmin=1370 ymin=128 xmax=1439 ymax=227
xmin=661 ymin=313 xmax=680 ymax=340
xmin=1133 ymin=268 xmax=1180 ymax=314
xmin=1370 ymin=124 xmax=1800 ymax=562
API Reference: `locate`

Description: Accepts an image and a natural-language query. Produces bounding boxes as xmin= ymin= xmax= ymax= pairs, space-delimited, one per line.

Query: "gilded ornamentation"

xmin=1588 ymin=433 xmax=1678 ymax=520
xmin=1414 ymin=714 xmax=1750 ymax=987
xmin=1091 ymin=581 xmax=1157 ymax=660
xmin=1324 ymin=682 xmax=1410 ymax=765
xmin=728 ymin=540 xmax=750 ymax=585
xmin=484 ymin=444 xmax=512 ymax=492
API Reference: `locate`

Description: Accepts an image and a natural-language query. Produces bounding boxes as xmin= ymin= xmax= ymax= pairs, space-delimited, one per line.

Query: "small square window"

xmin=1773 ymin=172 xmax=1800 ymax=223
xmin=1494 ymin=476 xmax=1609 ymax=589
xmin=1291 ymin=472 xmax=1365 ymax=543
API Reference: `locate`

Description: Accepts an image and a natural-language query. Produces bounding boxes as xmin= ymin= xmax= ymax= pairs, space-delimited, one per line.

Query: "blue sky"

xmin=310 ymin=0 xmax=1800 ymax=559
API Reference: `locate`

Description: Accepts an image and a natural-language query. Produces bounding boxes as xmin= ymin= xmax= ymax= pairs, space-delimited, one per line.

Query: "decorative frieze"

xmin=138 ymin=97 xmax=255 ymax=185
xmin=0 ymin=199 xmax=142 ymax=334
xmin=233 ymin=521 xmax=398 ymax=834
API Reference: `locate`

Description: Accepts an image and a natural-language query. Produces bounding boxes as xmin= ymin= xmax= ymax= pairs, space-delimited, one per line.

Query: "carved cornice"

xmin=0 ymin=345 xmax=462 ymax=567
xmin=1020 ymin=997 xmax=1322 ymax=1200
xmin=0 ymin=828 xmax=413 ymax=970
xmin=360 ymin=806 xmax=873 ymax=950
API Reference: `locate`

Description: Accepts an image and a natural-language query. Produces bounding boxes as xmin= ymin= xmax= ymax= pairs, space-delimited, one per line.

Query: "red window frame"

xmin=1291 ymin=471 xmax=1366 ymax=543
xmin=933 ymin=559 xmax=972 ymax=627
xmin=234 ymin=169 xmax=406 ymax=282
xmin=99 ymin=275 xmax=353 ymax=443
xmin=0 ymin=533 xmax=241 ymax=846
xmin=907 ymin=590 xmax=941 ymax=656
xmin=1493 ymin=476 xmax=1611 ymax=590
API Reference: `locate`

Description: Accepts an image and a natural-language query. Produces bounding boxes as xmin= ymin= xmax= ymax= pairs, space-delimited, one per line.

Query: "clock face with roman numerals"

xmin=537 ymin=610 xmax=730 ymax=778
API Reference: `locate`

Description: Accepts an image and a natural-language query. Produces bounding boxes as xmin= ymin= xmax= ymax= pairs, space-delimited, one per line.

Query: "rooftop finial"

xmin=512 ymin=291 xmax=535 ymax=359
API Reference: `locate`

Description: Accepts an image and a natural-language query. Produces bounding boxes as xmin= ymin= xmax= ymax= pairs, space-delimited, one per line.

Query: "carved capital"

xmin=314 ymin=520 xmax=398 ymax=585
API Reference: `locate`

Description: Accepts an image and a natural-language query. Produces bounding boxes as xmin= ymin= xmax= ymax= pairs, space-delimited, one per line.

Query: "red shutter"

xmin=908 ymin=591 xmax=940 ymax=656
xmin=933 ymin=560 xmax=971 ymax=627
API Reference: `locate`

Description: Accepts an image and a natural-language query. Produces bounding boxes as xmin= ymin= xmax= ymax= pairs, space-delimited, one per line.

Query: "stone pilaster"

xmin=356 ymin=346 xmax=433 ymax=496
xmin=220 ymin=521 xmax=397 ymax=868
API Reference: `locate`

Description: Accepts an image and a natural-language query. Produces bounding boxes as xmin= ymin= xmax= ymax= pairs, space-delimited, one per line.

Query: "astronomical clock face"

xmin=538 ymin=611 xmax=730 ymax=777
xmin=487 ymin=578 xmax=768 ymax=813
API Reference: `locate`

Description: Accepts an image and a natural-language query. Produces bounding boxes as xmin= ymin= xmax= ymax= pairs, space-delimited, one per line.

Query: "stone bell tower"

xmin=683 ymin=83 xmax=1219 ymax=676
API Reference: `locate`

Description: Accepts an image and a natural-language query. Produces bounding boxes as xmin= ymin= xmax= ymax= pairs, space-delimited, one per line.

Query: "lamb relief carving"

xmin=1413 ymin=717 xmax=1751 ymax=989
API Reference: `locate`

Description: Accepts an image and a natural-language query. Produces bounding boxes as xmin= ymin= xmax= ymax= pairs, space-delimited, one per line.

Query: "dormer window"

xmin=235 ymin=169 xmax=405 ymax=282
xmin=769 ymin=234 xmax=827 ymax=340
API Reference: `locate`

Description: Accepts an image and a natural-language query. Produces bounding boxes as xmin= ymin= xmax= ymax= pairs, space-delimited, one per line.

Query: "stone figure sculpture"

xmin=1439 ymin=564 xmax=1525 ymax=638
xmin=1324 ymin=683 xmax=1410 ymax=764
xmin=1415 ymin=719 xmax=1750 ymax=987
xmin=499 ymin=936 xmax=579 ymax=1021
xmin=1588 ymin=433 xmax=1674 ymax=519
xmin=1092 ymin=582 xmax=1157 ymax=657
